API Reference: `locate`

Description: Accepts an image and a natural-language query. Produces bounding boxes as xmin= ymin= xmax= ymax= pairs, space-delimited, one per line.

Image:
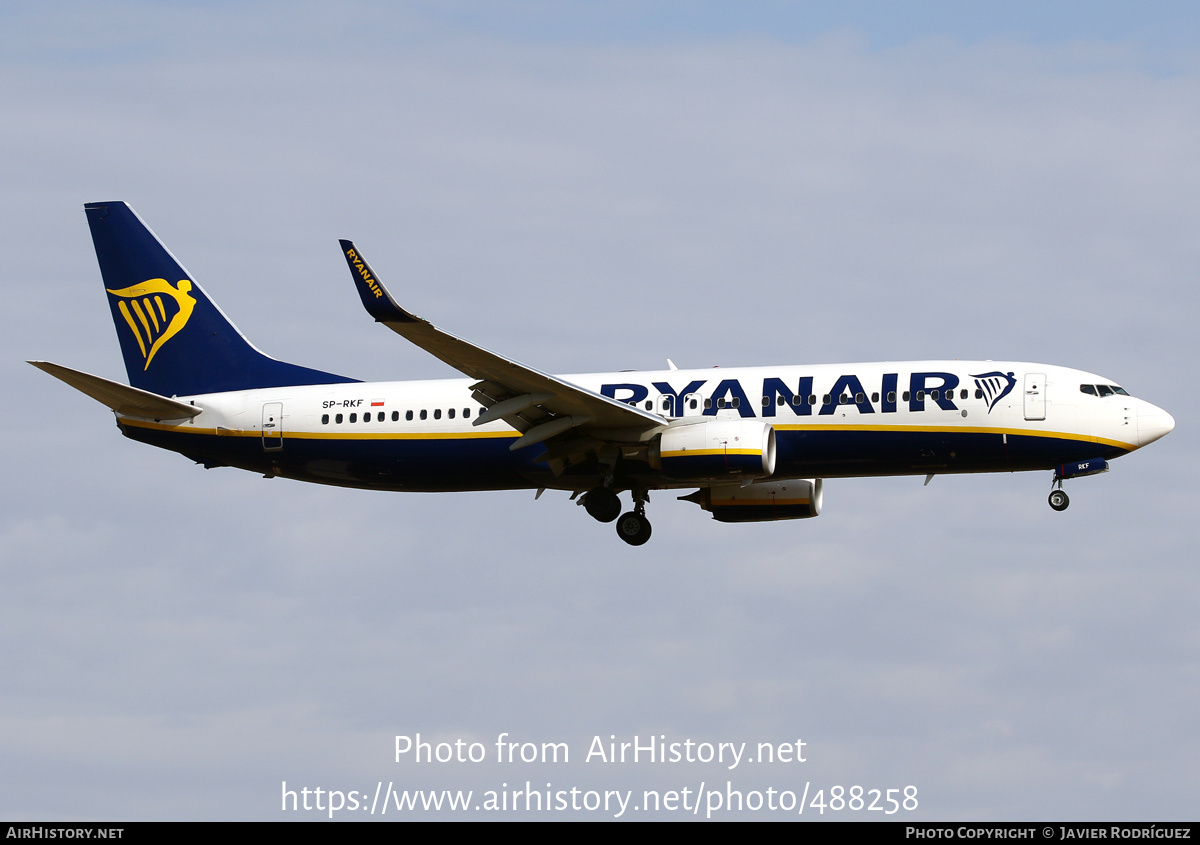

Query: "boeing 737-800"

xmin=31 ymin=202 xmax=1175 ymax=545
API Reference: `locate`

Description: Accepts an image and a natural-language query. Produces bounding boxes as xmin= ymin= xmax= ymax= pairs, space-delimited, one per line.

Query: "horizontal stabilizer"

xmin=29 ymin=361 xmax=202 ymax=421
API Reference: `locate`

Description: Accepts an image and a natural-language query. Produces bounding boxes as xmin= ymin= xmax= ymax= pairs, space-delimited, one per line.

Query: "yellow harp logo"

xmin=106 ymin=279 xmax=197 ymax=370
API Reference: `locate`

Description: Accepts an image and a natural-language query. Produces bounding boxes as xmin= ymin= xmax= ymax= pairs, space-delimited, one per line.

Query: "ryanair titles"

xmin=600 ymin=370 xmax=1017 ymax=416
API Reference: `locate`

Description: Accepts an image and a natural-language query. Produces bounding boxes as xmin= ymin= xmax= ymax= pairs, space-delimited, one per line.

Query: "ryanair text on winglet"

xmin=345 ymin=247 xmax=384 ymax=299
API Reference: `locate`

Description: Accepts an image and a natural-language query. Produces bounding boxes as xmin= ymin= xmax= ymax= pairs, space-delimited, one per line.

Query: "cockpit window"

xmin=1082 ymin=383 xmax=1131 ymax=397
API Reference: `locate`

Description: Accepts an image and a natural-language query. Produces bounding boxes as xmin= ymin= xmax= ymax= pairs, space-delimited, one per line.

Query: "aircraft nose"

xmin=1137 ymin=400 xmax=1175 ymax=447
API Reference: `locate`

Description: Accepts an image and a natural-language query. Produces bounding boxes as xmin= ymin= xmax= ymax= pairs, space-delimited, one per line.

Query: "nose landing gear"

xmin=1048 ymin=457 xmax=1108 ymax=511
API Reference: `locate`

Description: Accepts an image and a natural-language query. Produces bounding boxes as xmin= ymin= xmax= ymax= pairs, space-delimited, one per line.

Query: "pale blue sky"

xmin=418 ymin=1 xmax=1200 ymax=49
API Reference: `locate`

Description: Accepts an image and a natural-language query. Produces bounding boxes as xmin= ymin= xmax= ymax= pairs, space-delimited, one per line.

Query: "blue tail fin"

xmin=85 ymin=202 xmax=358 ymax=396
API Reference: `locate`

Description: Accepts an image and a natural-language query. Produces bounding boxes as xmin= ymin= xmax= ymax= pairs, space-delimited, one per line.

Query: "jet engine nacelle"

xmin=681 ymin=479 xmax=823 ymax=523
xmin=651 ymin=420 xmax=776 ymax=481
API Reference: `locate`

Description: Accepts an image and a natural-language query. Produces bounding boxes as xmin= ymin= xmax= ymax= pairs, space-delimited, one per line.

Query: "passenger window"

xmin=321 ymin=414 xmax=329 ymax=424
xmin=808 ymin=395 xmax=817 ymax=405
xmin=392 ymin=411 xmax=399 ymax=421
xmin=449 ymin=408 xmax=456 ymax=419
xmin=349 ymin=413 xmax=357 ymax=423
xmin=762 ymin=396 xmax=770 ymax=407
xmin=839 ymin=394 xmax=849 ymax=405
xmin=690 ymin=399 xmax=698 ymax=410
xmin=406 ymin=410 xmax=414 ymax=421
xmin=420 ymin=410 xmax=428 ymax=420
xmin=1080 ymin=384 xmax=1097 ymax=396
xmin=903 ymin=391 xmax=910 ymax=401
xmin=732 ymin=397 xmax=740 ymax=408
xmin=822 ymin=394 xmax=831 ymax=405
xmin=704 ymin=398 xmax=712 ymax=409
xmin=377 ymin=412 xmax=384 ymax=422
xmin=871 ymin=392 xmax=879 ymax=403
xmin=975 ymin=389 xmax=983 ymax=399
xmin=464 ymin=408 xmax=472 ymax=417
xmin=960 ymin=389 xmax=968 ymax=400
xmin=887 ymin=391 xmax=896 ymax=403
xmin=335 ymin=413 xmax=343 ymax=424
xmin=916 ymin=390 xmax=924 ymax=401
xmin=645 ymin=400 xmax=652 ymax=410
xmin=855 ymin=392 xmax=864 ymax=404
xmin=1097 ymin=385 xmax=1113 ymax=397
xmin=717 ymin=398 xmax=726 ymax=409
xmin=434 ymin=409 xmax=442 ymax=419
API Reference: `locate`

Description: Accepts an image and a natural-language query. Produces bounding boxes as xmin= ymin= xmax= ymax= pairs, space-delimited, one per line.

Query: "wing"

xmin=338 ymin=240 xmax=665 ymax=459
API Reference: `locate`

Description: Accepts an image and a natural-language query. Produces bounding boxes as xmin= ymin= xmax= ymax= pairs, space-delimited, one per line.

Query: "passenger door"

xmin=1023 ymin=373 xmax=1046 ymax=421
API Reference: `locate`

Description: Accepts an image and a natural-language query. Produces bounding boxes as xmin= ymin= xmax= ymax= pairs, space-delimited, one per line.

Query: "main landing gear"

xmin=615 ymin=511 xmax=652 ymax=546
xmin=616 ymin=490 xmax=652 ymax=546
xmin=582 ymin=487 xmax=621 ymax=523
xmin=581 ymin=487 xmax=652 ymax=545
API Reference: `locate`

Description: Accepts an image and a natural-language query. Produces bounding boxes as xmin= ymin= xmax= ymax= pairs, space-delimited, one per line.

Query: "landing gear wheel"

xmin=1048 ymin=489 xmax=1070 ymax=511
xmin=583 ymin=488 xmax=621 ymax=523
xmin=615 ymin=511 xmax=652 ymax=546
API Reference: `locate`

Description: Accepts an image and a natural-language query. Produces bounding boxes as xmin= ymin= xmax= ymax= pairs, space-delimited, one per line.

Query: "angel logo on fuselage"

xmin=971 ymin=371 xmax=1017 ymax=413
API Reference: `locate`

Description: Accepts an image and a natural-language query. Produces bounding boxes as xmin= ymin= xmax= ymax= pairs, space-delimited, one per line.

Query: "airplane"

xmin=31 ymin=201 xmax=1175 ymax=546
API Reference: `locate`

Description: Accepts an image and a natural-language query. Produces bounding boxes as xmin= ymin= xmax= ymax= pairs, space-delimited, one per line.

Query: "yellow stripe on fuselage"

xmin=118 ymin=418 xmax=520 ymax=440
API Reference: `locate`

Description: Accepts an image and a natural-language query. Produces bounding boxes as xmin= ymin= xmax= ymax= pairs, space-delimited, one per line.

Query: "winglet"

xmin=338 ymin=240 xmax=421 ymax=323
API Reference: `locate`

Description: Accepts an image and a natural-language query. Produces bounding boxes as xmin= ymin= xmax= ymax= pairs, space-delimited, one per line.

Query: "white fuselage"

xmin=114 ymin=360 xmax=1173 ymax=493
